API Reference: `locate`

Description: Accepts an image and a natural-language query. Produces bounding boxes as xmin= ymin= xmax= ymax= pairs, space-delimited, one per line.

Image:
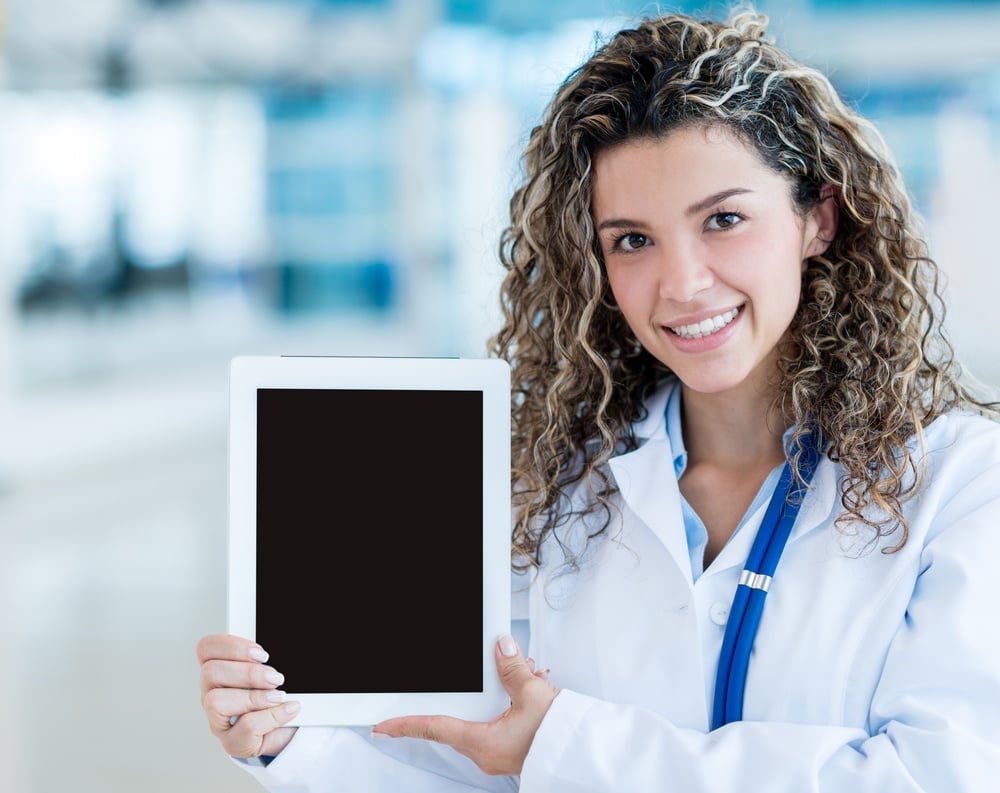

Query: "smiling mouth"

xmin=668 ymin=306 xmax=742 ymax=340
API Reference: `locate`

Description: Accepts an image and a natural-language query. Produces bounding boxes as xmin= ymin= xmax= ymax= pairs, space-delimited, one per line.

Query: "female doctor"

xmin=197 ymin=6 xmax=1000 ymax=791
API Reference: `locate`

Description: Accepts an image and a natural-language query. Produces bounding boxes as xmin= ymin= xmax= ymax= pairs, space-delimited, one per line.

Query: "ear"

xmin=803 ymin=183 xmax=839 ymax=259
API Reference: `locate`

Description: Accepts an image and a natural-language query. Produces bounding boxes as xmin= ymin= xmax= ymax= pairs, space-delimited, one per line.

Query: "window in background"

xmin=3 ymin=88 xmax=267 ymax=316
xmin=263 ymin=84 xmax=398 ymax=316
xmin=0 ymin=87 xmax=271 ymax=385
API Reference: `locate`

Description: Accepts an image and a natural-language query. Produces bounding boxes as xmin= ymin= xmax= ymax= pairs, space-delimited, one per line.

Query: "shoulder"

xmin=920 ymin=410 xmax=1000 ymax=467
xmin=907 ymin=410 xmax=1000 ymax=549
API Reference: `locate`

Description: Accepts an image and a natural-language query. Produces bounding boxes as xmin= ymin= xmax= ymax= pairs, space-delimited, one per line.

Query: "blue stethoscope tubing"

xmin=711 ymin=428 xmax=823 ymax=730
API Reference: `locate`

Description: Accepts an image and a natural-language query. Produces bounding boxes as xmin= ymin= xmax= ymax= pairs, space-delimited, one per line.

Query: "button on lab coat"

xmin=239 ymin=381 xmax=1000 ymax=792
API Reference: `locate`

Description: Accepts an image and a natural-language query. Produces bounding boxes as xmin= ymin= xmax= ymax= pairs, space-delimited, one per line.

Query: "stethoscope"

xmin=711 ymin=427 xmax=823 ymax=730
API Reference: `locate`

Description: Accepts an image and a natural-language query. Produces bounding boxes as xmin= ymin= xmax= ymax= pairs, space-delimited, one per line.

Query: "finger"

xmin=221 ymin=702 xmax=301 ymax=758
xmin=373 ymin=714 xmax=483 ymax=752
xmin=258 ymin=725 xmax=299 ymax=758
xmin=203 ymin=687 xmax=290 ymax=736
xmin=197 ymin=634 xmax=269 ymax=665
xmin=200 ymin=659 xmax=285 ymax=696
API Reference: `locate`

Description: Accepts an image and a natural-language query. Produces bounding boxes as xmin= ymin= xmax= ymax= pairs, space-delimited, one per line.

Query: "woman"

xmin=197 ymin=7 xmax=1000 ymax=790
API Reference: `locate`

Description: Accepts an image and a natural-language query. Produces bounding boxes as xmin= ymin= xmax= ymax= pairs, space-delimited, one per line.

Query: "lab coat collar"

xmin=630 ymin=379 xmax=673 ymax=440
xmin=787 ymin=453 xmax=838 ymax=545
xmin=607 ymin=380 xmax=840 ymax=582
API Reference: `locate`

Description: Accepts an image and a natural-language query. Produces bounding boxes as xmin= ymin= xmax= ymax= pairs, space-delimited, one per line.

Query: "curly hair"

xmin=490 ymin=5 xmax=997 ymax=571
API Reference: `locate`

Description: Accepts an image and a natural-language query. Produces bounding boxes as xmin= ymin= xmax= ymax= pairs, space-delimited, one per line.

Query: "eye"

xmin=612 ymin=232 xmax=650 ymax=252
xmin=705 ymin=211 xmax=743 ymax=231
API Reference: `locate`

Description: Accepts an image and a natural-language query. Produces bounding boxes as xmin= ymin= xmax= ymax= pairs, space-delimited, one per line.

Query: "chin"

xmin=671 ymin=366 xmax=755 ymax=396
xmin=679 ymin=380 xmax=743 ymax=396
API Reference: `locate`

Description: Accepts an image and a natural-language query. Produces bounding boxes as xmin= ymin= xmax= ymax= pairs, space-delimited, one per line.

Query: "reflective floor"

xmin=1 ymin=367 xmax=259 ymax=792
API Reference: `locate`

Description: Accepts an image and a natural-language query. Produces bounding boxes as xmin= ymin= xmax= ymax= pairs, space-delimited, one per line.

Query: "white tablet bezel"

xmin=227 ymin=354 xmax=511 ymax=726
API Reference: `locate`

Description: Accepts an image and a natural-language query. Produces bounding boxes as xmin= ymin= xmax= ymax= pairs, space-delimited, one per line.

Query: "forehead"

xmin=594 ymin=125 xmax=765 ymax=184
xmin=591 ymin=125 xmax=788 ymax=215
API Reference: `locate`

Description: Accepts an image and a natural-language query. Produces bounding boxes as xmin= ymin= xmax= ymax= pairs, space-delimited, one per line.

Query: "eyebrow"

xmin=685 ymin=187 xmax=753 ymax=216
xmin=596 ymin=187 xmax=753 ymax=232
xmin=596 ymin=217 xmax=649 ymax=232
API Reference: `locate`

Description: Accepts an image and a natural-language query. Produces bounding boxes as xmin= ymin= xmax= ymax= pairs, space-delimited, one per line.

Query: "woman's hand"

xmin=372 ymin=635 xmax=560 ymax=776
xmin=197 ymin=633 xmax=300 ymax=758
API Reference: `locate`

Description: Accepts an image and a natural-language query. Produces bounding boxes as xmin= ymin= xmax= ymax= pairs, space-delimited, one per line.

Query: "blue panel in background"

xmin=263 ymin=84 xmax=394 ymax=121
xmin=268 ymin=0 xmax=392 ymax=6
xmin=278 ymin=260 xmax=395 ymax=313
xmin=834 ymin=78 xmax=967 ymax=117
xmin=442 ymin=0 xmax=737 ymax=29
xmin=813 ymin=0 xmax=998 ymax=6
xmin=830 ymin=77 xmax=978 ymax=215
xmin=267 ymin=166 xmax=393 ymax=217
xmin=261 ymin=83 xmax=400 ymax=316
xmin=443 ymin=0 xmax=1000 ymax=29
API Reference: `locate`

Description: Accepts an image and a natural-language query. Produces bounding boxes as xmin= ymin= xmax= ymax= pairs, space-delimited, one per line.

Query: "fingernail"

xmin=265 ymin=690 xmax=287 ymax=703
xmin=249 ymin=645 xmax=269 ymax=663
xmin=264 ymin=669 xmax=285 ymax=686
xmin=283 ymin=701 xmax=300 ymax=715
xmin=370 ymin=730 xmax=390 ymax=740
xmin=499 ymin=633 xmax=517 ymax=657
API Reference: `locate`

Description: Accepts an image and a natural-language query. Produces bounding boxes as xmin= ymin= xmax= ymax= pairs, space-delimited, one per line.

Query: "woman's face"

xmin=593 ymin=125 xmax=834 ymax=398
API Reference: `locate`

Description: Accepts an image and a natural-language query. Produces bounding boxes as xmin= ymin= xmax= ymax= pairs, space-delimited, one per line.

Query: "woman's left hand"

xmin=372 ymin=634 xmax=560 ymax=776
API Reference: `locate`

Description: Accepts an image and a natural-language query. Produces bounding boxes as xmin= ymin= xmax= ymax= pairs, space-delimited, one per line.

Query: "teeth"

xmin=670 ymin=308 xmax=740 ymax=340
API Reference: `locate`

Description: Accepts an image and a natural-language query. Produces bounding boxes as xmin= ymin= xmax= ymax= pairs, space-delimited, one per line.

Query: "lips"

xmin=668 ymin=306 xmax=742 ymax=340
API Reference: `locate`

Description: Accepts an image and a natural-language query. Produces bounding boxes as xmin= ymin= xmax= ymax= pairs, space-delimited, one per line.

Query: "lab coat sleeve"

xmin=519 ymin=460 xmax=1000 ymax=793
xmin=234 ymin=726 xmax=519 ymax=792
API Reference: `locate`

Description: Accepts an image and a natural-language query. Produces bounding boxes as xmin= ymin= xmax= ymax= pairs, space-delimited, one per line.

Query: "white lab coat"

xmin=238 ymin=381 xmax=1000 ymax=792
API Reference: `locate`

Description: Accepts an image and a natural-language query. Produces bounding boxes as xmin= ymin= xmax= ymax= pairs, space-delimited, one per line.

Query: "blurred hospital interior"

xmin=0 ymin=0 xmax=998 ymax=791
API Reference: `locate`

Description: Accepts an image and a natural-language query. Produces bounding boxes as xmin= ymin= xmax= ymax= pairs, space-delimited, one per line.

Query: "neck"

xmin=680 ymin=381 xmax=788 ymax=470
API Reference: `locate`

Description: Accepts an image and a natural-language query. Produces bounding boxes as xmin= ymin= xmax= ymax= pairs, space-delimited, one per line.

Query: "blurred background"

xmin=0 ymin=0 xmax=997 ymax=790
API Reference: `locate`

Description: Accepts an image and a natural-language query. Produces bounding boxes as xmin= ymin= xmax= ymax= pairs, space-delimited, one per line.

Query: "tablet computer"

xmin=227 ymin=355 xmax=512 ymax=726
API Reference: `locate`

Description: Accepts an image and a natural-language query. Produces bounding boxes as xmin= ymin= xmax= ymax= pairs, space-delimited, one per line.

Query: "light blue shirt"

xmin=664 ymin=384 xmax=783 ymax=582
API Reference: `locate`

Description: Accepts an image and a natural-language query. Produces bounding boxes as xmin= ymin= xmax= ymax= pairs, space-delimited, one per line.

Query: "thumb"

xmin=495 ymin=634 xmax=536 ymax=699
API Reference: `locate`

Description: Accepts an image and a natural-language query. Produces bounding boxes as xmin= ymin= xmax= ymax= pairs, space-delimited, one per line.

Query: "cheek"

xmin=605 ymin=268 xmax=651 ymax=334
xmin=721 ymin=235 xmax=803 ymax=296
xmin=605 ymin=261 xmax=650 ymax=308
xmin=604 ymin=265 xmax=631 ymax=311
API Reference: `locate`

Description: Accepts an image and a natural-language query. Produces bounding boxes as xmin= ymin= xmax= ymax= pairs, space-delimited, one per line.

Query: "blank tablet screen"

xmin=255 ymin=387 xmax=484 ymax=694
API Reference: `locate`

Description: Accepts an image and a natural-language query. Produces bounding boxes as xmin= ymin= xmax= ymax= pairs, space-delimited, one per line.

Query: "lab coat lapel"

xmin=704 ymin=497 xmax=767 ymax=575
xmin=608 ymin=383 xmax=694 ymax=585
xmin=787 ymin=455 xmax=839 ymax=544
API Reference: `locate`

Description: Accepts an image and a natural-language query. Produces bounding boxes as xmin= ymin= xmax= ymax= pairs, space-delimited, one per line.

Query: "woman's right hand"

xmin=197 ymin=633 xmax=301 ymax=758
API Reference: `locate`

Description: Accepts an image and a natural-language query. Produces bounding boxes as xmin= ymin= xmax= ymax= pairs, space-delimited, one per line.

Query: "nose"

xmin=655 ymin=242 xmax=714 ymax=303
